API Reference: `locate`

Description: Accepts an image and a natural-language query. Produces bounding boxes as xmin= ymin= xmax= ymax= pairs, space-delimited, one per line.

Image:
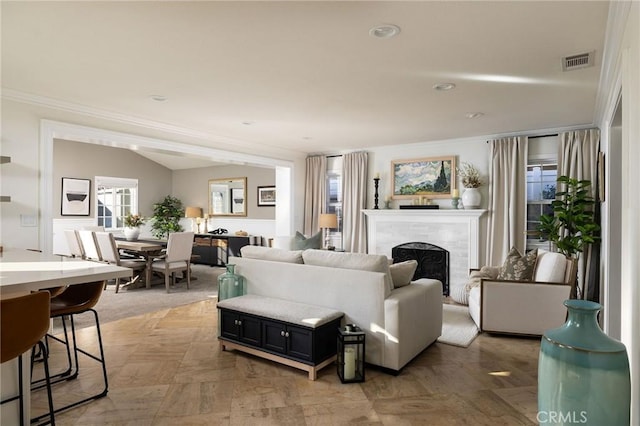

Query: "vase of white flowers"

xmin=123 ymin=213 xmax=145 ymax=241
xmin=457 ymin=162 xmax=483 ymax=209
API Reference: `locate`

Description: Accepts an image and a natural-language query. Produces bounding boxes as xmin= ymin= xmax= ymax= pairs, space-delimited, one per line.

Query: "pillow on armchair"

xmin=497 ymin=247 xmax=538 ymax=281
xmin=450 ymin=266 xmax=500 ymax=305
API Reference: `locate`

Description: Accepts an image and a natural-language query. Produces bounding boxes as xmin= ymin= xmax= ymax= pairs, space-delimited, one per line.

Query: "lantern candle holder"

xmin=337 ymin=324 xmax=365 ymax=383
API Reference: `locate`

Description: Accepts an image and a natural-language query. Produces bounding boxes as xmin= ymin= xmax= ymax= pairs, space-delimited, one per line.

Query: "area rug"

xmin=437 ymin=303 xmax=479 ymax=347
xmin=54 ymin=264 xmax=225 ymax=331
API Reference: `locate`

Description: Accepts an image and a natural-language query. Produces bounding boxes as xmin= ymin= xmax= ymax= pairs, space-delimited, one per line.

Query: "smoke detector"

xmin=562 ymin=51 xmax=595 ymax=71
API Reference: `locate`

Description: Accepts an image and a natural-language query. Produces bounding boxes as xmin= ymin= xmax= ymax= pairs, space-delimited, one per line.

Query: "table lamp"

xmin=318 ymin=213 xmax=338 ymax=250
xmin=185 ymin=206 xmax=203 ymax=233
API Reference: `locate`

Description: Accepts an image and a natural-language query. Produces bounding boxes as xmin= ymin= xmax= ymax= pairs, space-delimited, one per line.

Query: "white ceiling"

xmin=2 ymin=1 xmax=610 ymax=166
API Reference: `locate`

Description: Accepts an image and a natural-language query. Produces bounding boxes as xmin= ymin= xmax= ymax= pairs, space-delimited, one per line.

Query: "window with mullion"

xmin=325 ymin=156 xmax=343 ymax=249
xmin=526 ymin=162 xmax=557 ymax=248
xmin=96 ymin=177 xmax=138 ymax=230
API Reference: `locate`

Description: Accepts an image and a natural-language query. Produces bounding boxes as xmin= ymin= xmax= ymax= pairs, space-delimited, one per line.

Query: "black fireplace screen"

xmin=392 ymin=242 xmax=450 ymax=296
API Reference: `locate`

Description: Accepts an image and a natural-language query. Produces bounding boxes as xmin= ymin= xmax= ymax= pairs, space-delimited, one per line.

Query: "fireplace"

xmin=362 ymin=209 xmax=487 ymax=295
xmin=392 ymin=242 xmax=450 ymax=296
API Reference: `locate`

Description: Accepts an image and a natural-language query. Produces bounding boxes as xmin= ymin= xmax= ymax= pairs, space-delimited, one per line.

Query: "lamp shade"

xmin=185 ymin=206 xmax=203 ymax=218
xmin=318 ymin=213 xmax=338 ymax=229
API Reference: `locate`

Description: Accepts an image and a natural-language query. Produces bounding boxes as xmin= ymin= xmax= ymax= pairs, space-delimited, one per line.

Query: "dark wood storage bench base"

xmin=217 ymin=295 xmax=344 ymax=380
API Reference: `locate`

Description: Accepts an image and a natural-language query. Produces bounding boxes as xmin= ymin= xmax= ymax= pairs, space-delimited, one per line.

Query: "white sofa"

xmin=230 ymin=247 xmax=443 ymax=372
xmin=468 ymin=251 xmax=577 ymax=336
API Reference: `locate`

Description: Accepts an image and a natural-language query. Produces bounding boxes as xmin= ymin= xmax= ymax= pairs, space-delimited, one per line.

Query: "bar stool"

xmin=0 ymin=291 xmax=55 ymax=425
xmin=31 ymin=281 xmax=108 ymax=422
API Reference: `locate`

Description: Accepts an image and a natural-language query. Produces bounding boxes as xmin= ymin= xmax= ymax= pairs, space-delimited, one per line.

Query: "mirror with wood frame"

xmin=208 ymin=177 xmax=247 ymax=217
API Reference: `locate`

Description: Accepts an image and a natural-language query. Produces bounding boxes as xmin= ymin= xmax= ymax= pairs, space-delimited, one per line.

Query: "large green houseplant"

xmin=151 ymin=195 xmax=184 ymax=239
xmin=537 ymin=176 xmax=600 ymax=298
xmin=537 ymin=176 xmax=600 ymax=258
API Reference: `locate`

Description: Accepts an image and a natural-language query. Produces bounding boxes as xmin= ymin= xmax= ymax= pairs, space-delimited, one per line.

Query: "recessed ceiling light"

xmin=433 ymin=83 xmax=456 ymax=91
xmin=369 ymin=24 xmax=401 ymax=39
xmin=149 ymin=95 xmax=167 ymax=102
xmin=465 ymin=112 xmax=484 ymax=119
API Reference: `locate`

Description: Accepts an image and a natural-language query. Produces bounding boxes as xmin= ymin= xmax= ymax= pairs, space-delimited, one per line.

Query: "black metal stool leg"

xmin=31 ymin=309 xmax=108 ymax=423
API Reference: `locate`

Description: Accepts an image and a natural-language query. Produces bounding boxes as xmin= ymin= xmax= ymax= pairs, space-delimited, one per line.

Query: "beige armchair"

xmin=468 ymin=251 xmax=577 ymax=336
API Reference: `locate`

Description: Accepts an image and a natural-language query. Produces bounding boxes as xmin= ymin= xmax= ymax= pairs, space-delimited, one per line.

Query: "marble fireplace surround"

xmin=363 ymin=209 xmax=487 ymax=291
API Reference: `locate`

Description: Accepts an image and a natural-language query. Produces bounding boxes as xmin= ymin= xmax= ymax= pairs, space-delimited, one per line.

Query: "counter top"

xmin=0 ymin=249 xmax=131 ymax=297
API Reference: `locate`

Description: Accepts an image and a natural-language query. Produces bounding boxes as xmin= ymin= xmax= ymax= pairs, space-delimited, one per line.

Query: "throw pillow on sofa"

xmin=302 ymin=249 xmax=394 ymax=294
xmin=497 ymin=247 xmax=538 ymax=281
xmin=240 ymin=245 xmax=304 ymax=264
xmin=292 ymin=231 xmax=323 ymax=250
xmin=389 ymin=260 xmax=418 ymax=288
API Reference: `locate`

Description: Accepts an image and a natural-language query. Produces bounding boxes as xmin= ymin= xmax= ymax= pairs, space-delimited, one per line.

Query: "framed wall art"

xmin=391 ymin=156 xmax=456 ymax=199
xmin=257 ymin=186 xmax=276 ymax=206
xmin=231 ymin=187 xmax=245 ymax=214
xmin=61 ymin=177 xmax=91 ymax=216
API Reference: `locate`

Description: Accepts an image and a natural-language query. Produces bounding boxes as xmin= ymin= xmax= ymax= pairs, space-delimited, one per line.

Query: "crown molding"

xmin=593 ymin=0 xmax=632 ymax=126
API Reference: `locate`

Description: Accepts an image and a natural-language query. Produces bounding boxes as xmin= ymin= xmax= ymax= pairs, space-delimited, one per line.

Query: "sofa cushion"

xmin=240 ymin=245 xmax=304 ymax=264
xmin=292 ymin=231 xmax=323 ymax=250
xmin=389 ymin=260 xmax=417 ymax=288
xmin=534 ymin=250 xmax=567 ymax=283
xmin=497 ymin=247 xmax=538 ymax=281
xmin=302 ymin=249 xmax=393 ymax=295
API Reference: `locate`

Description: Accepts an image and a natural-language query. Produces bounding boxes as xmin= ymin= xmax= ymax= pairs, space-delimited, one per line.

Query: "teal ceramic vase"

xmin=538 ymin=299 xmax=630 ymax=425
xmin=217 ymin=264 xmax=245 ymax=302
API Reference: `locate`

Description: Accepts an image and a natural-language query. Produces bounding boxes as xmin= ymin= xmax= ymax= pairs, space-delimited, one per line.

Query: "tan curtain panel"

xmin=303 ymin=155 xmax=326 ymax=236
xmin=342 ymin=151 xmax=368 ymax=253
xmin=486 ymin=136 xmax=529 ymax=266
xmin=559 ymin=128 xmax=601 ymax=299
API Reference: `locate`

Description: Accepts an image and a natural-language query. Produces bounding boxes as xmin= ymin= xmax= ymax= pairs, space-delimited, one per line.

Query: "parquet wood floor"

xmin=31 ymin=299 xmax=540 ymax=425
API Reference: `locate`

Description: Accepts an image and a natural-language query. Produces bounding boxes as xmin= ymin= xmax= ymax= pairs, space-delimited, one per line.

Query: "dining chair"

xmin=82 ymin=225 xmax=105 ymax=232
xmin=77 ymin=230 xmax=102 ymax=262
xmin=151 ymin=231 xmax=195 ymax=293
xmin=31 ymin=281 xmax=109 ymax=423
xmin=64 ymin=229 xmax=85 ymax=259
xmin=94 ymin=232 xmax=145 ymax=293
xmin=1 ymin=292 xmax=55 ymax=426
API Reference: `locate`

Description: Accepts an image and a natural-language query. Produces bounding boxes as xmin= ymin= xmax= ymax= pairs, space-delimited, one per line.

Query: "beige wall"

xmin=172 ymin=164 xmax=275 ymax=220
xmin=53 ymin=139 xmax=172 ymax=219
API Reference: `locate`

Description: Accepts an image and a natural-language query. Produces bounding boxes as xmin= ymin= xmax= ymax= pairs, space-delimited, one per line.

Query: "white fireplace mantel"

xmin=363 ymin=209 xmax=487 ymax=289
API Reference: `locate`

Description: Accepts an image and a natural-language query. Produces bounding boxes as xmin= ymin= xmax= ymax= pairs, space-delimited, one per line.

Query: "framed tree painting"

xmin=61 ymin=177 xmax=91 ymax=216
xmin=257 ymin=186 xmax=276 ymax=206
xmin=391 ymin=156 xmax=456 ymax=199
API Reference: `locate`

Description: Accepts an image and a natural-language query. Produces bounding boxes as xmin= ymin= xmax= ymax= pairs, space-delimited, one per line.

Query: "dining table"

xmin=115 ymin=240 xmax=165 ymax=288
xmin=0 ymin=248 xmax=133 ymax=425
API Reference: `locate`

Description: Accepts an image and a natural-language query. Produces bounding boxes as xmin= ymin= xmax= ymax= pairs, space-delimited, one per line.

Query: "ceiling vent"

xmin=562 ymin=51 xmax=594 ymax=71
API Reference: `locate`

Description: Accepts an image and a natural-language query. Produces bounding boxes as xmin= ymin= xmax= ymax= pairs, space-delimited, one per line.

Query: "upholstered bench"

xmin=217 ymin=295 xmax=344 ymax=380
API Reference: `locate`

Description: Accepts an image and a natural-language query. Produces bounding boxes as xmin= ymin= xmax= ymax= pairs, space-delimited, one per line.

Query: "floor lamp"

xmin=319 ymin=213 xmax=338 ymax=250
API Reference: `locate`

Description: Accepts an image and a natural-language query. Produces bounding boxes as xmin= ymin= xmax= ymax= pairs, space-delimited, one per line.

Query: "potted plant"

xmin=457 ymin=162 xmax=483 ymax=209
xmin=537 ymin=176 xmax=600 ymax=297
xmin=123 ymin=213 xmax=146 ymax=241
xmin=150 ymin=195 xmax=184 ymax=239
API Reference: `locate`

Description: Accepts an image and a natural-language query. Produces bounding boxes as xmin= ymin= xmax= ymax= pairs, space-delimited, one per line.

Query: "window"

xmin=325 ymin=156 xmax=343 ymax=249
xmin=95 ymin=176 xmax=138 ymax=230
xmin=526 ymin=162 xmax=557 ymax=249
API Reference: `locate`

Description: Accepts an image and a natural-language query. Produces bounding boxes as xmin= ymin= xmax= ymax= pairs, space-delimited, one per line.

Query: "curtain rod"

xmin=486 ymin=133 xmax=559 ymax=143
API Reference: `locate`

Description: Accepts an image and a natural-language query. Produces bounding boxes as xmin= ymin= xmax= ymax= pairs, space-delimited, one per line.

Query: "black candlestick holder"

xmin=373 ymin=178 xmax=380 ymax=209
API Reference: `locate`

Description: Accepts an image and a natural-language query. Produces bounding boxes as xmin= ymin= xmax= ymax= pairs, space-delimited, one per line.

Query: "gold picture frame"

xmin=391 ymin=156 xmax=456 ymax=199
